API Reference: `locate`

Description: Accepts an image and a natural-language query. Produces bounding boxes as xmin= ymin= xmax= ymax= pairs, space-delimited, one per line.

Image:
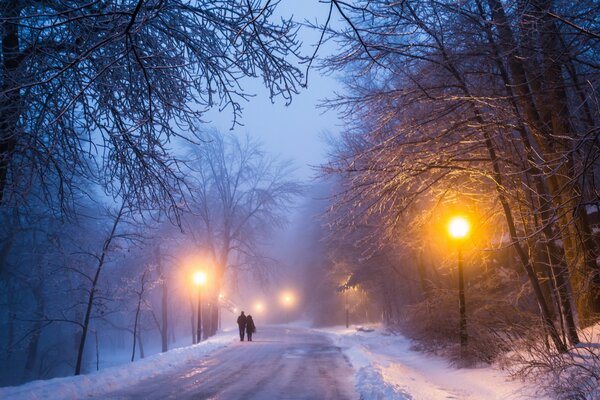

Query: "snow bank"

xmin=0 ymin=331 xmax=237 ymax=400
xmin=319 ymin=326 xmax=546 ymax=400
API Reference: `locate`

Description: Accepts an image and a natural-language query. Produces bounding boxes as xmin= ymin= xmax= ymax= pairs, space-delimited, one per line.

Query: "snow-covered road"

xmin=97 ymin=326 xmax=358 ymax=400
xmin=1 ymin=325 xmax=546 ymax=400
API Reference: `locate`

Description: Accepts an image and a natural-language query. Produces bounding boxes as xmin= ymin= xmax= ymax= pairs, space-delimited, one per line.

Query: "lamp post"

xmin=345 ymin=290 xmax=349 ymax=328
xmin=218 ymin=293 xmax=224 ymax=331
xmin=448 ymin=216 xmax=470 ymax=351
xmin=193 ymin=271 xmax=207 ymax=344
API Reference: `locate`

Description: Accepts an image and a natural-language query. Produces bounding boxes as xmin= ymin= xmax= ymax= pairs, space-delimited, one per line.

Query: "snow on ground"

xmin=318 ymin=325 xmax=546 ymax=400
xmin=1 ymin=324 xmax=560 ymax=400
xmin=0 ymin=330 xmax=237 ymax=400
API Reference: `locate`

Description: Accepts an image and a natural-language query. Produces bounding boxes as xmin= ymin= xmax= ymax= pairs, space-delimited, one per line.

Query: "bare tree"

xmin=0 ymin=0 xmax=304 ymax=210
xmin=316 ymin=0 xmax=600 ymax=364
xmin=183 ymin=128 xmax=303 ymax=337
xmin=74 ymin=196 xmax=136 ymax=375
xmin=127 ymin=264 xmax=158 ymax=362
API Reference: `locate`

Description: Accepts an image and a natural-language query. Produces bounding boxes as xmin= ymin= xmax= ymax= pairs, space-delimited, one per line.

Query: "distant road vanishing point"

xmin=98 ymin=326 xmax=358 ymax=400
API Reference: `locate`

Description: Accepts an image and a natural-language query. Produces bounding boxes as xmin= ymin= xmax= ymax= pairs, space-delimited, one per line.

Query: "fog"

xmin=4 ymin=1 xmax=598 ymax=397
xmin=0 ymin=1 xmax=351 ymax=384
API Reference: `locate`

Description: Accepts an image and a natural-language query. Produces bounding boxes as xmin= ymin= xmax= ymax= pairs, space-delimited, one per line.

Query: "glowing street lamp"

xmin=193 ymin=271 xmax=207 ymax=286
xmin=281 ymin=292 xmax=295 ymax=323
xmin=255 ymin=302 xmax=264 ymax=314
xmin=447 ymin=216 xmax=470 ymax=352
xmin=192 ymin=271 xmax=207 ymax=344
xmin=449 ymin=216 xmax=470 ymax=239
xmin=281 ymin=292 xmax=295 ymax=307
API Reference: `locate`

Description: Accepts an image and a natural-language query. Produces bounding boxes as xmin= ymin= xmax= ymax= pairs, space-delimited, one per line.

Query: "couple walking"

xmin=236 ymin=311 xmax=256 ymax=341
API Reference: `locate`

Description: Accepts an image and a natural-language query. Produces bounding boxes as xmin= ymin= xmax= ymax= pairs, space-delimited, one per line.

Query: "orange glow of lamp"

xmin=447 ymin=215 xmax=470 ymax=354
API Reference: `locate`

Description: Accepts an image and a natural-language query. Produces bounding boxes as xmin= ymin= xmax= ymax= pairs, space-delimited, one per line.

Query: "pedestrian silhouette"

xmin=246 ymin=315 xmax=256 ymax=342
xmin=237 ymin=311 xmax=247 ymax=341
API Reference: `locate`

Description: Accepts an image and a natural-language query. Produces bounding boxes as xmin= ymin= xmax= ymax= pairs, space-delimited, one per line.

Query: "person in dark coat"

xmin=246 ymin=315 xmax=256 ymax=342
xmin=237 ymin=311 xmax=247 ymax=341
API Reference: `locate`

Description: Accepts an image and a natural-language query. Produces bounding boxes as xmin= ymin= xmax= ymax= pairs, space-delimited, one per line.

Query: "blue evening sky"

xmin=206 ymin=1 xmax=344 ymax=181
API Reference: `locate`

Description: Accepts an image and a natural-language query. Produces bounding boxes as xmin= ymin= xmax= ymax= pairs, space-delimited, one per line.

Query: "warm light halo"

xmin=281 ymin=291 xmax=294 ymax=306
xmin=448 ymin=216 xmax=470 ymax=239
xmin=193 ymin=271 xmax=207 ymax=286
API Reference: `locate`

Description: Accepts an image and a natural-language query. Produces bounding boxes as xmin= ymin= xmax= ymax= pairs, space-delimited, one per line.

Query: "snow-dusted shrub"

xmin=402 ymin=285 xmax=538 ymax=366
xmin=505 ymin=329 xmax=600 ymax=400
xmin=402 ymin=289 xmax=458 ymax=349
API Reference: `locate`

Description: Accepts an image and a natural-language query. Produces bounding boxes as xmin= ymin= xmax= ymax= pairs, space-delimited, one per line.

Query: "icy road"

xmin=97 ymin=326 xmax=358 ymax=400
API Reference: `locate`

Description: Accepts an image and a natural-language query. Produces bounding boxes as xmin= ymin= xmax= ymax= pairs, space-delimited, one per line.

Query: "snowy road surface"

xmin=97 ymin=326 xmax=358 ymax=400
xmin=0 ymin=325 xmax=546 ymax=400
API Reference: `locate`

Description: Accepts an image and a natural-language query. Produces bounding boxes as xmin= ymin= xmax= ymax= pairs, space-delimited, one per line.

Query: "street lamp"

xmin=281 ymin=292 xmax=295 ymax=323
xmin=447 ymin=216 xmax=470 ymax=352
xmin=254 ymin=302 xmax=265 ymax=319
xmin=193 ymin=271 xmax=207 ymax=344
xmin=345 ymin=289 xmax=351 ymax=328
xmin=218 ymin=293 xmax=223 ymax=330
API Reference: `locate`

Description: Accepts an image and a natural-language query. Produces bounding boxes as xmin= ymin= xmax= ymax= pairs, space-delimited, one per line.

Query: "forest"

xmin=1 ymin=1 xmax=599 ymax=398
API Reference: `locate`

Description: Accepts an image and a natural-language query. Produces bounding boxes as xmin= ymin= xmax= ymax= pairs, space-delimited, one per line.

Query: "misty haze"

xmin=1 ymin=1 xmax=600 ymax=399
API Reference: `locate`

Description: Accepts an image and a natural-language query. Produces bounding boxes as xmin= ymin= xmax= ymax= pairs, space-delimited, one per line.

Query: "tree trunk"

xmin=211 ymin=264 xmax=227 ymax=337
xmin=481 ymin=128 xmax=567 ymax=352
xmin=190 ymin=297 xmax=196 ymax=344
xmin=202 ymin=301 xmax=213 ymax=340
xmin=170 ymin=322 xmax=176 ymax=344
xmin=6 ymin=281 xmax=16 ymax=364
xmin=210 ymin=299 xmax=219 ymax=336
xmin=94 ymin=330 xmax=100 ymax=371
xmin=75 ymin=202 xmax=125 ymax=375
xmin=161 ymin=278 xmax=169 ymax=351
xmin=533 ymin=244 xmax=556 ymax=321
xmin=416 ymin=249 xmax=431 ymax=299
xmin=0 ymin=1 xmax=22 ymax=203
xmin=137 ymin=332 xmax=145 ymax=359
xmin=24 ymin=284 xmax=44 ymax=374
xmin=131 ymin=294 xmax=142 ymax=362
xmin=535 ymin=2 xmax=600 ymax=324
xmin=75 ymin=257 xmax=103 ymax=375
xmin=476 ymin=2 xmax=580 ymax=344
xmin=487 ymin=0 xmax=600 ymax=326
xmin=157 ymin=246 xmax=168 ymax=352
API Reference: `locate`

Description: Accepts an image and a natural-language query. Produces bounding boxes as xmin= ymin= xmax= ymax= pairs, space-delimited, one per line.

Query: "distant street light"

xmin=337 ymin=279 xmax=351 ymax=329
xmin=254 ymin=302 xmax=265 ymax=318
xmin=447 ymin=216 xmax=470 ymax=353
xmin=281 ymin=292 xmax=295 ymax=323
xmin=193 ymin=271 xmax=207 ymax=344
